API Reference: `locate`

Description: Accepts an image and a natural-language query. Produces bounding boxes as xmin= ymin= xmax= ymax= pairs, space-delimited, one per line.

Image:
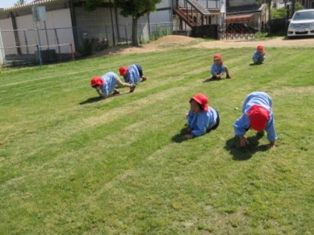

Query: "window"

xmin=293 ymin=11 xmax=314 ymax=21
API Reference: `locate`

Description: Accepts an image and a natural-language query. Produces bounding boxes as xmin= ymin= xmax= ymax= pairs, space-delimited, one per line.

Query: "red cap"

xmin=257 ymin=45 xmax=265 ymax=53
xmin=191 ymin=93 xmax=209 ymax=111
xmin=90 ymin=76 xmax=104 ymax=87
xmin=213 ymin=53 xmax=222 ymax=61
xmin=213 ymin=53 xmax=223 ymax=63
xmin=119 ymin=66 xmax=128 ymax=76
xmin=248 ymin=105 xmax=270 ymax=131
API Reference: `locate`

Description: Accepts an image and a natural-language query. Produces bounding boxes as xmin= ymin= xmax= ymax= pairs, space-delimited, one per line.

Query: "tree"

xmin=14 ymin=0 xmax=26 ymax=6
xmin=256 ymin=0 xmax=272 ymax=33
xmin=291 ymin=0 xmax=296 ymax=18
xmin=85 ymin=0 xmax=103 ymax=11
xmin=114 ymin=0 xmax=161 ymax=46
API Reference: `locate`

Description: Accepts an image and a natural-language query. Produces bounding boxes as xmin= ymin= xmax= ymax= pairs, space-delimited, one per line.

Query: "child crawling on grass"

xmin=210 ymin=53 xmax=231 ymax=80
xmin=233 ymin=91 xmax=277 ymax=148
xmin=252 ymin=45 xmax=265 ymax=65
xmin=90 ymin=72 xmax=134 ymax=98
xmin=183 ymin=93 xmax=220 ymax=139
xmin=119 ymin=64 xmax=147 ymax=93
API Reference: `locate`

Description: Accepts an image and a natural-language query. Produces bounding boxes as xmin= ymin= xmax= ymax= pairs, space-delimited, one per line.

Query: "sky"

xmin=0 ymin=0 xmax=32 ymax=9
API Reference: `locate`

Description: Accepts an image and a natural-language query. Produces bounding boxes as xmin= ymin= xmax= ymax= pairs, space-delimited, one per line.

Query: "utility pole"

xmin=291 ymin=0 xmax=296 ymax=18
xmin=219 ymin=0 xmax=226 ymax=39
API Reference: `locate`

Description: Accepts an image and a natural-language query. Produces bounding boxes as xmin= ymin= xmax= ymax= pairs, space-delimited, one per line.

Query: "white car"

xmin=287 ymin=9 xmax=314 ymax=37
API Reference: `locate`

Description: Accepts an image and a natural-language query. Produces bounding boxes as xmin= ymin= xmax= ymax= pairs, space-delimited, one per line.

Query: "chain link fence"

xmin=219 ymin=15 xmax=262 ymax=40
xmin=0 ymin=22 xmax=173 ymax=66
xmin=0 ymin=27 xmax=75 ymax=66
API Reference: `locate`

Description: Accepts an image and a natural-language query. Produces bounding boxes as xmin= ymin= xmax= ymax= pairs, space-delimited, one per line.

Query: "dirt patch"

xmin=97 ymin=35 xmax=314 ymax=56
xmin=96 ymin=35 xmax=200 ymax=56
xmin=193 ymin=37 xmax=314 ymax=49
xmin=150 ymin=35 xmax=198 ymax=45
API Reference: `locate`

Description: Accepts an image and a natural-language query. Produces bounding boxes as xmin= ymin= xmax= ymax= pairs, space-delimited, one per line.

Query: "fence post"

xmin=35 ymin=24 xmax=43 ymax=65
xmin=53 ymin=28 xmax=61 ymax=57
xmin=36 ymin=44 xmax=43 ymax=66
xmin=0 ymin=30 xmax=5 ymax=65
xmin=70 ymin=43 xmax=75 ymax=60
xmin=105 ymin=26 xmax=109 ymax=46
xmin=44 ymin=21 xmax=49 ymax=49
xmin=23 ymin=30 xmax=29 ymax=54
xmin=125 ymin=25 xmax=128 ymax=45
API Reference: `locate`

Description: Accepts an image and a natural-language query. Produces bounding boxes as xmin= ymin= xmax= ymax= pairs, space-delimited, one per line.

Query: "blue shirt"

xmin=187 ymin=107 xmax=218 ymax=137
xmin=124 ymin=64 xmax=140 ymax=85
xmin=252 ymin=51 xmax=265 ymax=64
xmin=211 ymin=63 xmax=226 ymax=76
xmin=100 ymin=72 xmax=118 ymax=97
xmin=233 ymin=91 xmax=277 ymax=142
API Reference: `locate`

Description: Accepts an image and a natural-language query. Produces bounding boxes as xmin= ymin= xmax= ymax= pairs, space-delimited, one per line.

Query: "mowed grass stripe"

xmin=0 ymin=51 xmax=207 ymax=105
xmin=0 ymin=50 xmax=254 ymax=169
xmin=0 ymin=48 xmax=292 ymax=182
xmin=0 ymin=49 xmax=204 ymax=89
xmin=0 ymin=47 xmax=313 ymax=234
xmin=0 ymin=47 xmax=306 ymax=181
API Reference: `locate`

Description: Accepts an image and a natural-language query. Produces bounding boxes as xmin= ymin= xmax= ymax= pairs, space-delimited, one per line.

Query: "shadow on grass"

xmin=203 ymin=77 xmax=221 ymax=83
xmin=249 ymin=63 xmax=263 ymax=66
xmin=224 ymin=133 xmax=270 ymax=161
xmin=79 ymin=96 xmax=103 ymax=105
xmin=79 ymin=92 xmax=128 ymax=105
xmin=171 ymin=127 xmax=190 ymax=143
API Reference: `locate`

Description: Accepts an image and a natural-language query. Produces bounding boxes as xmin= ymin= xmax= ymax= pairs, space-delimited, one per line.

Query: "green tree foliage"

xmin=114 ymin=0 xmax=161 ymax=46
xmin=85 ymin=0 xmax=103 ymax=11
xmin=272 ymin=1 xmax=303 ymax=19
xmin=14 ymin=0 xmax=25 ymax=6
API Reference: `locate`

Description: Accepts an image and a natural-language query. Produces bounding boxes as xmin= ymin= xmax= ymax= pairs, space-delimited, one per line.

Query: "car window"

xmin=293 ymin=11 xmax=314 ymax=21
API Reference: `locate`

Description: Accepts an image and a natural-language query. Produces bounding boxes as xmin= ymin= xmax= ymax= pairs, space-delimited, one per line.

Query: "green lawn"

xmin=0 ymin=47 xmax=314 ymax=234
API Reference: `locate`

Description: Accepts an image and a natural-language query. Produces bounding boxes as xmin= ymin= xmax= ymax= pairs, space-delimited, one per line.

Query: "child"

xmin=119 ymin=64 xmax=147 ymax=92
xmin=210 ymin=53 xmax=231 ymax=80
xmin=252 ymin=45 xmax=265 ymax=64
xmin=233 ymin=91 xmax=277 ymax=148
xmin=184 ymin=93 xmax=220 ymax=139
xmin=90 ymin=72 xmax=134 ymax=98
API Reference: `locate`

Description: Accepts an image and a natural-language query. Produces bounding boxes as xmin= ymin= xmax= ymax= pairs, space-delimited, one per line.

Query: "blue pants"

xmin=135 ymin=64 xmax=143 ymax=77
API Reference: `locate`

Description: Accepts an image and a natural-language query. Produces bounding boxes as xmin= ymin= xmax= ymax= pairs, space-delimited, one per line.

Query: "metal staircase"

xmin=186 ymin=0 xmax=212 ymax=16
xmin=173 ymin=0 xmax=219 ymax=27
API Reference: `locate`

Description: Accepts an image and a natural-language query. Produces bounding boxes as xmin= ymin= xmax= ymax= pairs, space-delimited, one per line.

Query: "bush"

xmin=272 ymin=8 xmax=287 ymax=19
xmin=150 ymin=26 xmax=172 ymax=41
xmin=78 ymin=38 xmax=109 ymax=57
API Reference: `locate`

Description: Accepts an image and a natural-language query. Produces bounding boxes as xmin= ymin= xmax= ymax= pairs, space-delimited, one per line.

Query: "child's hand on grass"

xmin=239 ymin=136 xmax=248 ymax=147
xmin=184 ymin=134 xmax=194 ymax=139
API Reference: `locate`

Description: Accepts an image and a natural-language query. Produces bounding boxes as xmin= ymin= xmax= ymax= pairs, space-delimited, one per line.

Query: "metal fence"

xmin=0 ymin=22 xmax=173 ymax=66
xmin=175 ymin=0 xmax=220 ymax=9
xmin=219 ymin=15 xmax=261 ymax=40
xmin=0 ymin=27 xmax=75 ymax=66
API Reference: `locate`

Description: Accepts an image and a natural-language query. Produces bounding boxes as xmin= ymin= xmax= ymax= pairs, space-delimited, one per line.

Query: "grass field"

xmin=0 ymin=46 xmax=314 ymax=234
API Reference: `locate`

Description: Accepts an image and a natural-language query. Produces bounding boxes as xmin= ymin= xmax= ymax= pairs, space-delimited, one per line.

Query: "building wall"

xmin=0 ymin=8 xmax=74 ymax=57
xmin=0 ymin=18 xmax=15 ymax=55
xmin=151 ymin=0 xmax=172 ymax=24
xmin=149 ymin=9 xmax=172 ymax=24
xmin=301 ymin=0 xmax=314 ymax=8
xmin=228 ymin=0 xmax=257 ymax=7
xmin=74 ymin=7 xmax=112 ymax=44
xmin=0 ymin=0 xmax=174 ymax=64
xmin=74 ymin=6 xmax=149 ymax=46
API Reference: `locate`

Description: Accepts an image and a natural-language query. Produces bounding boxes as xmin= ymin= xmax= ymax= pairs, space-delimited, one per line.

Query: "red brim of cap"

xmin=248 ymin=105 xmax=270 ymax=131
xmin=192 ymin=97 xmax=208 ymax=111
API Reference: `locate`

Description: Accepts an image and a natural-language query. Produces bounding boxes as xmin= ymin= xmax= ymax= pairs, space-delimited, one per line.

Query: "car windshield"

xmin=293 ymin=11 xmax=314 ymax=21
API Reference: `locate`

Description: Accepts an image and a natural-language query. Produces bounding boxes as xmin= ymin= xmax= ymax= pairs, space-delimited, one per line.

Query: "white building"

xmin=0 ymin=0 xmax=173 ymax=65
xmin=0 ymin=0 xmax=268 ymax=65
